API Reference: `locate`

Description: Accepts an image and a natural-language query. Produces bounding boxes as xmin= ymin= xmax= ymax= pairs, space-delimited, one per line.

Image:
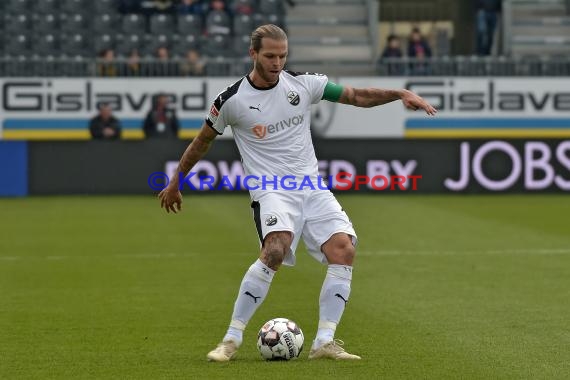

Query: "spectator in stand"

xmin=127 ymin=49 xmax=141 ymax=77
xmin=177 ymin=0 xmax=206 ymax=15
xmin=407 ymin=27 xmax=432 ymax=75
xmin=379 ymin=34 xmax=404 ymax=75
xmin=233 ymin=0 xmax=254 ymax=15
xmin=97 ymin=49 xmax=118 ymax=77
xmin=476 ymin=0 xmax=502 ymax=55
xmin=143 ymin=93 xmax=180 ymax=138
xmin=89 ymin=103 xmax=122 ymax=140
xmin=155 ymin=46 xmax=179 ymax=76
xmin=180 ymin=49 xmax=205 ymax=76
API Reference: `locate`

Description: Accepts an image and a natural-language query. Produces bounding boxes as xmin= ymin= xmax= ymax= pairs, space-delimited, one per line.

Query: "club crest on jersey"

xmin=252 ymin=124 xmax=267 ymax=139
xmin=208 ymin=104 xmax=219 ymax=123
xmin=287 ymin=91 xmax=300 ymax=106
xmin=265 ymin=215 xmax=278 ymax=226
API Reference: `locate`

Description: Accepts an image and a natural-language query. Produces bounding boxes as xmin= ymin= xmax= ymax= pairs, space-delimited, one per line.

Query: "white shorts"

xmin=250 ymin=189 xmax=357 ymax=266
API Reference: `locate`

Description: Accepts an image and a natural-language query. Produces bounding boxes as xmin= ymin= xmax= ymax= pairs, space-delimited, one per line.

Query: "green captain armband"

xmin=322 ymin=82 xmax=344 ymax=102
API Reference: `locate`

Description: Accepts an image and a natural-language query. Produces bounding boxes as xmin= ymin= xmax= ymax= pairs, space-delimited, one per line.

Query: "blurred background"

xmin=1 ymin=2 xmax=570 ymax=378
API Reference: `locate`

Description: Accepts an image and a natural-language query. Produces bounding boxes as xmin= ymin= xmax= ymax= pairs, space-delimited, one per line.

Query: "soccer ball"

xmin=257 ymin=318 xmax=304 ymax=360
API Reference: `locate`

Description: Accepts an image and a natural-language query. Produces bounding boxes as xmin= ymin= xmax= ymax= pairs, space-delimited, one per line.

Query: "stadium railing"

xmin=1 ymin=56 xmax=570 ymax=77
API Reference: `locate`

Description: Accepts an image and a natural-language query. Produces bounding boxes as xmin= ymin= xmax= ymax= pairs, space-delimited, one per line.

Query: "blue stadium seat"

xmin=177 ymin=14 xmax=203 ymax=36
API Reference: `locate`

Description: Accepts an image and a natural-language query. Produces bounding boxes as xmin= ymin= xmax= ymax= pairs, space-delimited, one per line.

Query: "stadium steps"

xmin=285 ymin=0 xmax=374 ymax=74
xmin=506 ymin=0 xmax=570 ymax=56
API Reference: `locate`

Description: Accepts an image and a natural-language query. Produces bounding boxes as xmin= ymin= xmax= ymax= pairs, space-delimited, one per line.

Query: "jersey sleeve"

xmin=290 ymin=72 xmax=328 ymax=104
xmin=306 ymin=74 xmax=329 ymax=104
xmin=205 ymin=92 xmax=230 ymax=135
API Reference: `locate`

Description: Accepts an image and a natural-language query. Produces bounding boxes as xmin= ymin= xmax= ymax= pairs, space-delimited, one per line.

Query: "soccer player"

xmin=159 ymin=24 xmax=436 ymax=361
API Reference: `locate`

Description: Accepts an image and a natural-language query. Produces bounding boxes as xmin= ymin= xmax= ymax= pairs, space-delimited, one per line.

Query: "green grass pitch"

xmin=1 ymin=194 xmax=569 ymax=379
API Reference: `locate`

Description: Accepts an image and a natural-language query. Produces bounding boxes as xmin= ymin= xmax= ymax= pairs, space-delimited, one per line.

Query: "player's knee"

xmin=326 ymin=237 xmax=355 ymax=265
xmin=261 ymin=232 xmax=291 ymax=270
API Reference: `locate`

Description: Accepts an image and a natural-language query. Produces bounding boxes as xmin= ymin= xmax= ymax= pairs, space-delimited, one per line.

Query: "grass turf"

xmin=1 ymin=195 xmax=569 ymax=379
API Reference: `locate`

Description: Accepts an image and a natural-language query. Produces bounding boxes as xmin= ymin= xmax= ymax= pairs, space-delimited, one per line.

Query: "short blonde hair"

xmin=250 ymin=24 xmax=287 ymax=52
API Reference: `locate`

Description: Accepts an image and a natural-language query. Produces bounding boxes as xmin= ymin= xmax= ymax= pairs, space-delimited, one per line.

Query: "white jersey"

xmin=205 ymin=71 xmax=328 ymax=186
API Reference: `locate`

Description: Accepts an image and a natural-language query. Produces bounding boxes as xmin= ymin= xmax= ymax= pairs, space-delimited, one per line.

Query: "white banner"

xmin=1 ymin=77 xmax=570 ymax=139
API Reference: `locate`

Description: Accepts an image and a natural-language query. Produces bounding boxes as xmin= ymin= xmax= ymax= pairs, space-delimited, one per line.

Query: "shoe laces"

xmin=216 ymin=341 xmax=234 ymax=355
xmin=330 ymin=339 xmax=347 ymax=353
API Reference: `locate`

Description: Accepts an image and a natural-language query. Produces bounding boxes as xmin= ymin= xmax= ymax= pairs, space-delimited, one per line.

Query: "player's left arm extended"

xmin=323 ymin=82 xmax=437 ymax=115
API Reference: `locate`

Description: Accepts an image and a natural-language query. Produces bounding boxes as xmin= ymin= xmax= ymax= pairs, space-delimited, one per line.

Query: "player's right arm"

xmin=158 ymin=122 xmax=218 ymax=213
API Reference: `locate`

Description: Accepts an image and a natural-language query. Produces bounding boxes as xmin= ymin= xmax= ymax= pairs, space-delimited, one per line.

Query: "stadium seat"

xmin=94 ymin=0 xmax=119 ymax=14
xmin=116 ymin=34 xmax=142 ymax=57
xmin=37 ymin=0 xmax=59 ymax=14
xmin=61 ymin=0 xmax=91 ymax=15
xmin=258 ymin=0 xmax=283 ymax=15
xmin=4 ymin=14 xmax=30 ymax=34
xmin=32 ymin=14 xmax=59 ymax=37
xmin=203 ymin=34 xmax=231 ymax=57
xmin=177 ymin=14 xmax=203 ymax=36
xmin=233 ymin=14 xmax=254 ymax=36
xmin=150 ymin=14 xmax=175 ymax=34
xmin=146 ymin=34 xmax=171 ymax=55
xmin=4 ymin=34 xmax=30 ymax=57
xmin=94 ymin=34 xmax=115 ymax=54
xmin=233 ymin=34 xmax=251 ymax=57
xmin=262 ymin=14 xmax=285 ymax=29
xmin=251 ymin=13 xmax=265 ymax=28
xmin=5 ymin=0 xmax=30 ymax=14
xmin=206 ymin=11 xmax=231 ymax=35
xmin=122 ymin=14 xmax=147 ymax=35
xmin=32 ymin=34 xmax=59 ymax=57
xmin=60 ymin=34 xmax=90 ymax=57
xmin=172 ymin=34 xmax=200 ymax=58
xmin=93 ymin=14 xmax=120 ymax=34
xmin=60 ymin=14 xmax=88 ymax=34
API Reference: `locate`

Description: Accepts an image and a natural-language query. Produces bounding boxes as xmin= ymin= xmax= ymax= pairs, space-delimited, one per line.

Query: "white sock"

xmin=222 ymin=259 xmax=275 ymax=346
xmin=312 ymin=264 xmax=352 ymax=350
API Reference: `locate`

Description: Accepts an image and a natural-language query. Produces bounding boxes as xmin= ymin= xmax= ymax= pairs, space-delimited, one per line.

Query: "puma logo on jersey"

xmin=250 ymin=114 xmax=304 ymax=139
xmin=249 ymin=104 xmax=261 ymax=112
